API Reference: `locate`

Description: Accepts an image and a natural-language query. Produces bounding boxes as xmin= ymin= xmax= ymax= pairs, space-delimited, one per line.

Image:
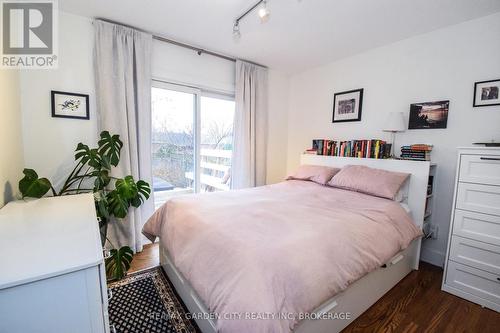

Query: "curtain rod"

xmin=94 ymin=18 xmax=267 ymax=68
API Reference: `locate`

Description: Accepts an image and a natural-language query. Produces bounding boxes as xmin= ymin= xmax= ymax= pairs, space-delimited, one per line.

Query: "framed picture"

xmin=408 ymin=100 xmax=449 ymax=129
xmin=473 ymin=79 xmax=500 ymax=107
xmin=332 ymin=88 xmax=363 ymax=123
xmin=51 ymin=91 xmax=89 ymax=120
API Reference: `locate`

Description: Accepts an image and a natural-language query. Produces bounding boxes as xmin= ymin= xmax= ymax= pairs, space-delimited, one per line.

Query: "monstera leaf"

xmin=106 ymin=190 xmax=129 ymax=218
xmin=98 ymin=131 xmax=123 ymax=167
xmin=19 ymin=169 xmax=52 ymax=198
xmin=93 ymin=169 xmax=111 ymax=189
xmin=94 ymin=191 xmax=110 ymax=221
xmin=75 ymin=143 xmax=102 ymax=168
xmin=130 ymin=180 xmax=151 ymax=208
xmin=115 ymin=176 xmax=151 ymax=208
xmin=105 ymin=246 xmax=133 ymax=281
xmin=115 ymin=175 xmax=138 ymax=199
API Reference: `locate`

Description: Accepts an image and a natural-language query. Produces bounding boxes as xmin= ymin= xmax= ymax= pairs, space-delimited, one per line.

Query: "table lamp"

xmin=383 ymin=112 xmax=406 ymax=157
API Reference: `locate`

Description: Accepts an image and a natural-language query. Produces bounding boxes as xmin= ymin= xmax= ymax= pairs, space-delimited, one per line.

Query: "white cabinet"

xmin=452 ymin=210 xmax=500 ymax=245
xmin=0 ymin=194 xmax=110 ymax=333
xmin=459 ymin=154 xmax=500 ymax=186
xmin=442 ymin=148 xmax=500 ymax=312
xmin=449 ymin=236 xmax=500 ymax=275
xmin=456 ymin=182 xmax=500 ymax=216
xmin=445 ymin=261 xmax=500 ymax=306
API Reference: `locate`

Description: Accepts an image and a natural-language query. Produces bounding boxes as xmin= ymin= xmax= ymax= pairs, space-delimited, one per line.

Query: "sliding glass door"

xmin=200 ymin=95 xmax=235 ymax=193
xmin=151 ymin=82 xmax=235 ymax=208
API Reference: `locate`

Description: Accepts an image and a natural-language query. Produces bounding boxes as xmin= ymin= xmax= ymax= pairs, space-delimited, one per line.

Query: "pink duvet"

xmin=143 ymin=180 xmax=422 ymax=333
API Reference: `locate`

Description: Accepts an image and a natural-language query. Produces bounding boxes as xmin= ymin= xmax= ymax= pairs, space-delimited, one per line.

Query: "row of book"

xmin=307 ymin=139 xmax=391 ymax=159
xmin=399 ymin=144 xmax=433 ymax=161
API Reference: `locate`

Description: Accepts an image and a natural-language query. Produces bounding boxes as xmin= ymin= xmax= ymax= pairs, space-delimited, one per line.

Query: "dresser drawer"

xmin=445 ymin=261 xmax=500 ymax=306
xmin=449 ymin=236 xmax=500 ymax=275
xmin=453 ymin=210 xmax=500 ymax=245
xmin=456 ymin=183 xmax=500 ymax=216
xmin=459 ymin=154 xmax=500 ymax=185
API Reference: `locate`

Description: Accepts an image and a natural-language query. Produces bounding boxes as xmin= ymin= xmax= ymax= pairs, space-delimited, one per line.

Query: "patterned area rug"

xmin=108 ymin=267 xmax=200 ymax=333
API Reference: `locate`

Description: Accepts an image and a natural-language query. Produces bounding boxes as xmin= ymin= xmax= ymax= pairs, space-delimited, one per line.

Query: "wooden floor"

xmin=130 ymin=243 xmax=500 ymax=332
xmin=128 ymin=243 xmax=160 ymax=273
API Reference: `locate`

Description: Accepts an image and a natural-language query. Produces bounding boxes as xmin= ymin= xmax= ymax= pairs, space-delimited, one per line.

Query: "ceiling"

xmin=60 ymin=0 xmax=500 ymax=74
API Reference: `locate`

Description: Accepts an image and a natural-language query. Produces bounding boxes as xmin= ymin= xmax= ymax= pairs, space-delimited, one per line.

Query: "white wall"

xmin=267 ymin=69 xmax=289 ymax=184
xmin=286 ymin=13 xmax=500 ymax=267
xmin=20 ymin=12 xmax=97 ymax=188
xmin=0 ymin=69 xmax=24 ymax=207
xmin=152 ymin=40 xmax=235 ymax=94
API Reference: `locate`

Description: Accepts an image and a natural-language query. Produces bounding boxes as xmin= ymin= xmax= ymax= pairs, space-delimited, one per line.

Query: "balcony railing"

xmin=153 ymin=148 xmax=232 ymax=209
xmin=185 ymin=148 xmax=232 ymax=191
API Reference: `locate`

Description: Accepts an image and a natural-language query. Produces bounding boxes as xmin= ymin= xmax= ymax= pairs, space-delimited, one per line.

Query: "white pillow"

xmin=394 ymin=178 xmax=410 ymax=202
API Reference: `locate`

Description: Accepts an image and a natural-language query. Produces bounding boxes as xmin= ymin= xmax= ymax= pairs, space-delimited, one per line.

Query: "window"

xmin=151 ymin=82 xmax=235 ymax=208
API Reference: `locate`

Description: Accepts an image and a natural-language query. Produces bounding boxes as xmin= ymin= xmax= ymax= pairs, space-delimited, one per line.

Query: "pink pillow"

xmin=327 ymin=165 xmax=410 ymax=200
xmin=287 ymin=165 xmax=340 ymax=185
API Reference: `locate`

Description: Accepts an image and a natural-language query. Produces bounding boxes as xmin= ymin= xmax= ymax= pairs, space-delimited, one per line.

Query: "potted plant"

xmin=18 ymin=131 xmax=151 ymax=281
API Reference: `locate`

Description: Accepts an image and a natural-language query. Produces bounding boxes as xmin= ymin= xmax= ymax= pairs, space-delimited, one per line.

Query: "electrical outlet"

xmin=429 ymin=225 xmax=439 ymax=240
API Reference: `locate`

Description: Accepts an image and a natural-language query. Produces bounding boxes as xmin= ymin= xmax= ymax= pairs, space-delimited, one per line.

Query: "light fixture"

xmin=258 ymin=1 xmax=270 ymax=23
xmin=233 ymin=0 xmax=271 ymax=39
xmin=232 ymin=21 xmax=241 ymax=40
xmin=382 ymin=112 xmax=406 ymax=158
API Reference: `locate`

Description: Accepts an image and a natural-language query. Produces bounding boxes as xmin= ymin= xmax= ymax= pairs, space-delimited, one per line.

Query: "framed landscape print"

xmin=408 ymin=100 xmax=449 ymax=129
xmin=51 ymin=91 xmax=90 ymax=120
xmin=332 ymin=88 xmax=363 ymax=123
xmin=473 ymin=79 xmax=500 ymax=107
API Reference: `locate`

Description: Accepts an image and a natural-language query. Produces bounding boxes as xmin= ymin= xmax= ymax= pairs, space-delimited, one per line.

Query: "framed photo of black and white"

xmin=408 ymin=100 xmax=449 ymax=129
xmin=473 ymin=79 xmax=500 ymax=107
xmin=51 ymin=91 xmax=90 ymax=120
xmin=332 ymin=88 xmax=363 ymax=123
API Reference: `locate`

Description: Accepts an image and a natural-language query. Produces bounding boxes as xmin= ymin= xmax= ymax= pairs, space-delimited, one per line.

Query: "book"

xmin=400 ymin=143 xmax=433 ymax=161
xmin=401 ymin=144 xmax=433 ymax=151
xmin=311 ymin=139 xmax=389 ymax=158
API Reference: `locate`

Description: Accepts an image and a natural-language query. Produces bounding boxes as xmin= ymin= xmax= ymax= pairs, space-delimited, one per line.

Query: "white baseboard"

xmin=420 ymin=247 xmax=445 ymax=267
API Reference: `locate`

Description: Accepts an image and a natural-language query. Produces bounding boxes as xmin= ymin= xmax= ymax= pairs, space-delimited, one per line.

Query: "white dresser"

xmin=442 ymin=147 xmax=500 ymax=312
xmin=0 ymin=194 xmax=110 ymax=333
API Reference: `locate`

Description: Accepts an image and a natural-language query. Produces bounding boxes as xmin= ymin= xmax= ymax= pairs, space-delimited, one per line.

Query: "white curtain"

xmin=232 ymin=60 xmax=268 ymax=189
xmin=94 ymin=20 xmax=154 ymax=252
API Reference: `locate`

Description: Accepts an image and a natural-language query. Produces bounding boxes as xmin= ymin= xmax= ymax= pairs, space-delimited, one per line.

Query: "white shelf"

xmin=0 ymin=194 xmax=102 ymax=289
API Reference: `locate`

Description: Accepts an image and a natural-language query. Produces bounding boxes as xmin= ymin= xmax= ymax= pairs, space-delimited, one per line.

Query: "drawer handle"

xmin=497 ymin=277 xmax=500 ymax=282
xmin=480 ymin=157 xmax=500 ymax=161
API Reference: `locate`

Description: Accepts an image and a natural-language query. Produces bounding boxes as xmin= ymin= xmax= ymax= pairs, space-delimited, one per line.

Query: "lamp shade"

xmin=383 ymin=112 xmax=406 ymax=132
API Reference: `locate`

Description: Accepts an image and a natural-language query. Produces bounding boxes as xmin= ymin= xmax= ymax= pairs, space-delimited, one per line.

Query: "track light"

xmin=233 ymin=0 xmax=271 ymax=40
xmin=258 ymin=1 xmax=270 ymax=23
xmin=233 ymin=21 xmax=241 ymax=40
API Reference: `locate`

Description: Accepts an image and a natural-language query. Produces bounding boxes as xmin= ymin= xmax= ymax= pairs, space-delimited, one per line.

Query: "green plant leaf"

xmin=94 ymin=191 xmax=110 ymax=220
xmin=98 ymin=131 xmax=123 ymax=167
xmin=106 ymin=190 xmax=128 ymax=218
xmin=93 ymin=169 xmax=111 ymax=189
xmin=75 ymin=143 xmax=102 ymax=168
xmin=137 ymin=180 xmax=151 ymax=199
xmin=115 ymin=175 xmax=138 ymax=200
xmin=105 ymin=246 xmax=133 ymax=281
xmin=130 ymin=180 xmax=151 ymax=208
xmin=100 ymin=155 xmax=112 ymax=171
xmin=18 ymin=169 xmax=52 ymax=198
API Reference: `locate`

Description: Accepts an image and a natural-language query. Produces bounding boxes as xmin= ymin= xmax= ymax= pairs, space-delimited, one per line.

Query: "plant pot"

xmin=99 ymin=221 xmax=107 ymax=247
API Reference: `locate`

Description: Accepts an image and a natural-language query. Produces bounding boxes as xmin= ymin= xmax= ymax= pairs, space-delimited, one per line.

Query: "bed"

xmin=143 ymin=155 xmax=430 ymax=333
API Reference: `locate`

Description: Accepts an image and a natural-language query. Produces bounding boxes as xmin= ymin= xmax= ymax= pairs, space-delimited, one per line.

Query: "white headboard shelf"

xmin=301 ymin=154 xmax=430 ymax=267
